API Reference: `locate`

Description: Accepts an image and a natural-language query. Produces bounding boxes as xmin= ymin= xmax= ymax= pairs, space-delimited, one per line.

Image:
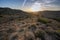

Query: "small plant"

xmin=28 ymin=25 xmax=37 ymax=32
xmin=53 ymin=18 xmax=60 ymax=22
xmin=37 ymin=17 xmax=50 ymax=24
xmin=11 ymin=35 xmax=18 ymax=40
xmin=7 ymin=28 xmax=15 ymax=33
xmin=0 ymin=16 xmax=3 ymax=17
xmin=19 ymin=29 xmax=24 ymax=32
xmin=55 ymin=30 xmax=60 ymax=33
xmin=34 ymin=30 xmax=45 ymax=40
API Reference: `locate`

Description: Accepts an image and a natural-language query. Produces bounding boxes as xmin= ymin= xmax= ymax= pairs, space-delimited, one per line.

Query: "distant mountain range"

xmin=39 ymin=11 xmax=60 ymax=18
xmin=0 ymin=7 xmax=60 ymax=24
xmin=38 ymin=11 xmax=60 ymax=21
xmin=0 ymin=7 xmax=60 ymax=19
xmin=0 ymin=7 xmax=30 ymax=16
xmin=0 ymin=7 xmax=32 ymax=24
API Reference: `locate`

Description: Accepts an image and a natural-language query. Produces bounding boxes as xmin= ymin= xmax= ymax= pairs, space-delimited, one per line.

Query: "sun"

xmin=31 ymin=2 xmax=42 ymax=12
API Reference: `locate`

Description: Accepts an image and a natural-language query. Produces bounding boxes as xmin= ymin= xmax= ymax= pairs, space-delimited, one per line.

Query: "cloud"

xmin=22 ymin=0 xmax=27 ymax=7
xmin=44 ymin=0 xmax=56 ymax=3
xmin=43 ymin=4 xmax=58 ymax=7
xmin=31 ymin=2 xmax=42 ymax=11
xmin=31 ymin=0 xmax=35 ymax=1
xmin=36 ymin=0 xmax=57 ymax=7
xmin=34 ymin=0 xmax=56 ymax=3
xmin=33 ymin=0 xmax=60 ymax=10
xmin=23 ymin=0 xmax=60 ymax=10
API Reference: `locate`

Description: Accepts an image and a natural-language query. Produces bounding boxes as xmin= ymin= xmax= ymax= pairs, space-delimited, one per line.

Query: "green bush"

xmin=38 ymin=17 xmax=50 ymax=24
xmin=55 ymin=30 xmax=60 ymax=33
xmin=34 ymin=30 xmax=45 ymax=40
xmin=53 ymin=18 xmax=60 ymax=22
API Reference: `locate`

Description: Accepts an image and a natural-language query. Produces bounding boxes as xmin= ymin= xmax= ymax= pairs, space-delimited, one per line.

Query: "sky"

xmin=0 ymin=0 xmax=60 ymax=12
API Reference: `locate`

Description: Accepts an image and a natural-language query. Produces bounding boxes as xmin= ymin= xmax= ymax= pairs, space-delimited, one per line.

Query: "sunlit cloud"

xmin=32 ymin=0 xmax=56 ymax=3
xmin=32 ymin=0 xmax=57 ymax=10
xmin=31 ymin=2 xmax=42 ymax=11
xmin=22 ymin=0 xmax=60 ymax=11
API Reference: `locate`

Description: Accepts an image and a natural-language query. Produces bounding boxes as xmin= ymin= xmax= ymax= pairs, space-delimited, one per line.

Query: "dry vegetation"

xmin=0 ymin=8 xmax=60 ymax=40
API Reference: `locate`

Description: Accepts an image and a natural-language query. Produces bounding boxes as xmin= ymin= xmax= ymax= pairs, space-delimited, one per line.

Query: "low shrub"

xmin=37 ymin=17 xmax=50 ymax=24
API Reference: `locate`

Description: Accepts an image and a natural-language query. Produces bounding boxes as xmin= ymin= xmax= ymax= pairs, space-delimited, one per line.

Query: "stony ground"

xmin=0 ymin=17 xmax=60 ymax=40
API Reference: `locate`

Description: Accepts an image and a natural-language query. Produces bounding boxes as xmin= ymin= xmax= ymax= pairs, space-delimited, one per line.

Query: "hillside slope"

xmin=0 ymin=7 xmax=33 ymax=24
xmin=0 ymin=8 xmax=60 ymax=40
